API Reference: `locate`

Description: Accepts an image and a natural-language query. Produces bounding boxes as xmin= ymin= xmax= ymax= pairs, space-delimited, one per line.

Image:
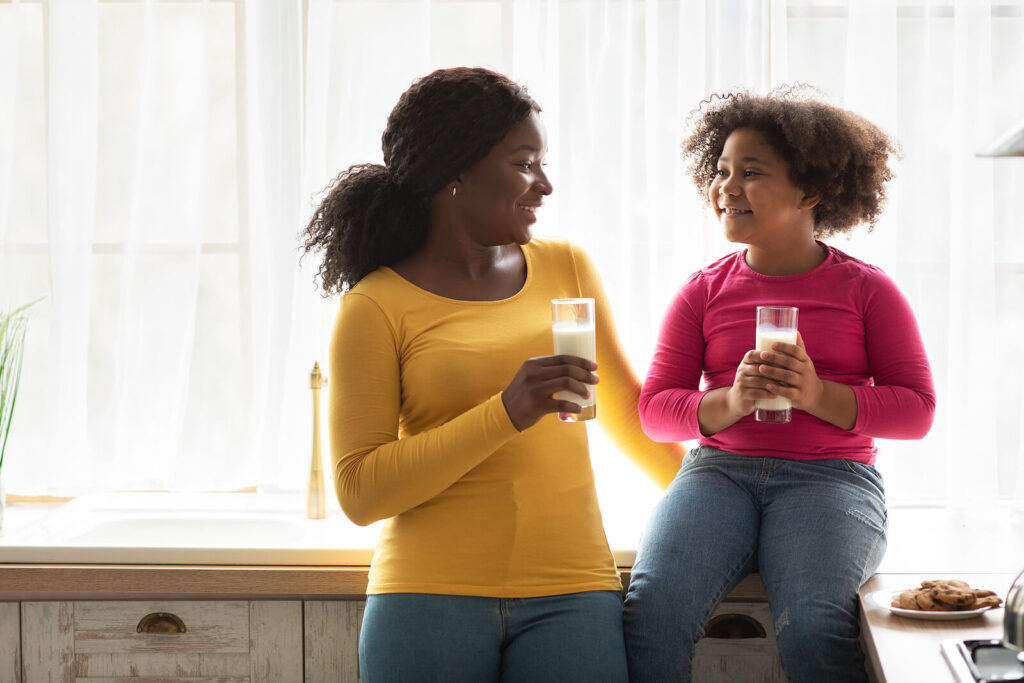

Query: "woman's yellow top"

xmin=329 ymin=236 xmax=683 ymax=597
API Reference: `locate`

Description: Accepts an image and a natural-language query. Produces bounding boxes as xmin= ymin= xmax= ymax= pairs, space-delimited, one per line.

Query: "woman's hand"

xmin=752 ymin=332 xmax=824 ymax=412
xmin=501 ymin=355 xmax=599 ymax=431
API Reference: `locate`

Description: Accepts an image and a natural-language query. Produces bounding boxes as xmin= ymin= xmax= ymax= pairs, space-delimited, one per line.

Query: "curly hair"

xmin=682 ymin=85 xmax=900 ymax=238
xmin=302 ymin=67 xmax=541 ymax=295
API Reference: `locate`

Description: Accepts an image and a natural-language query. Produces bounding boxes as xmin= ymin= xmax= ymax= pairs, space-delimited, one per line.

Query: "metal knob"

xmin=137 ymin=612 xmax=186 ymax=634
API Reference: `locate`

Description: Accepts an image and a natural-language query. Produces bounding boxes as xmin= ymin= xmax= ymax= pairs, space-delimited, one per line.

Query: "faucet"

xmin=307 ymin=362 xmax=327 ymax=519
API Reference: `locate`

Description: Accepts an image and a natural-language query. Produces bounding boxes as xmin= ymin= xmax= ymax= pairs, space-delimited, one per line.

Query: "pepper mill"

xmin=307 ymin=362 xmax=327 ymax=519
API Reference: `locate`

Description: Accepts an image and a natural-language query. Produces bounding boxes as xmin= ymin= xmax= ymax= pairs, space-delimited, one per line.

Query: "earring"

xmin=451 ymin=186 xmax=458 ymax=197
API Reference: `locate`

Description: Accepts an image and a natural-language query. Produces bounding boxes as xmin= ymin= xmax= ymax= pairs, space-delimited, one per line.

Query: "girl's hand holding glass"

xmin=755 ymin=333 xmax=825 ymax=414
xmin=728 ymin=334 xmax=823 ymax=419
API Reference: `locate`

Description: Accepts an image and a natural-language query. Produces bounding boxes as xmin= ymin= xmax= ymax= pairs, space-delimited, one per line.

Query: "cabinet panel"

xmin=250 ymin=601 xmax=303 ymax=682
xmin=72 ymin=651 xmax=250 ymax=679
xmin=0 ymin=602 xmax=21 ymax=683
xmin=22 ymin=602 xmax=74 ymax=683
xmin=73 ymin=601 xmax=249 ymax=654
xmin=304 ymin=600 xmax=363 ymax=683
xmin=21 ymin=600 xmax=304 ymax=682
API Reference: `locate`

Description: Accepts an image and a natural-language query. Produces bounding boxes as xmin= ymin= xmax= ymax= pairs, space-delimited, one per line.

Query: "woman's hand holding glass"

xmin=501 ymin=356 xmax=599 ymax=431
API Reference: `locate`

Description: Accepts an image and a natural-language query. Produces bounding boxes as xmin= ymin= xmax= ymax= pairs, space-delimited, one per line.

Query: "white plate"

xmin=864 ymin=589 xmax=999 ymax=621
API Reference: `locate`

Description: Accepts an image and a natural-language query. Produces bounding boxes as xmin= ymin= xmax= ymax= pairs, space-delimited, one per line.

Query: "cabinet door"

xmin=21 ymin=600 xmax=302 ymax=682
xmin=0 ymin=603 xmax=20 ymax=683
xmin=251 ymin=601 xmax=304 ymax=683
xmin=304 ymin=600 xmax=363 ymax=683
xmin=21 ymin=602 xmax=73 ymax=683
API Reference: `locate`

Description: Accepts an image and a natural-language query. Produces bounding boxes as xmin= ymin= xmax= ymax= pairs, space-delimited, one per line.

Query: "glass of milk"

xmin=755 ymin=305 xmax=799 ymax=423
xmin=551 ymin=297 xmax=597 ymax=422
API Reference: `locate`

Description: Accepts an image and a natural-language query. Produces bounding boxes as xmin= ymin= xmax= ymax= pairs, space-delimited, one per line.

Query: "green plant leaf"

xmin=0 ymin=296 xmax=44 ymax=471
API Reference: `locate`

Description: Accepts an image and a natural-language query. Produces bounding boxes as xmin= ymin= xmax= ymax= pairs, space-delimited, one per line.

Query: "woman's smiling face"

xmin=708 ymin=127 xmax=814 ymax=247
xmin=454 ymin=110 xmax=553 ymax=246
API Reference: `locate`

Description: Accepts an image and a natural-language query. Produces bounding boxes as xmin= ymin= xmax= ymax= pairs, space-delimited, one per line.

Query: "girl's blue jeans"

xmin=359 ymin=589 xmax=627 ymax=682
xmin=622 ymin=446 xmax=887 ymax=683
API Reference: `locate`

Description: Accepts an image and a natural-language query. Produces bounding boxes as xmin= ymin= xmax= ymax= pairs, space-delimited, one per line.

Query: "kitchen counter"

xmin=859 ymin=572 xmax=1019 ymax=683
xmin=3 ymin=495 xmax=1023 ymax=682
xmin=2 ymin=493 xmax=1023 ymax=597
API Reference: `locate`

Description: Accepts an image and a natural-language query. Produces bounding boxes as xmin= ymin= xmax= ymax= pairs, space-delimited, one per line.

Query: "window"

xmin=3 ymin=1 xmax=1023 ymax=517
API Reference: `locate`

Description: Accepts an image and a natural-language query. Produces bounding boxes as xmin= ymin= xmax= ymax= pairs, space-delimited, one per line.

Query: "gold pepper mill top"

xmin=310 ymin=361 xmax=327 ymax=390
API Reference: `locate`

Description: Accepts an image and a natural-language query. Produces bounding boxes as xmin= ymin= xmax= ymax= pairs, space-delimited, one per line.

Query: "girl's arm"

xmin=637 ymin=277 xmax=711 ymax=443
xmin=849 ymin=272 xmax=936 ymax=438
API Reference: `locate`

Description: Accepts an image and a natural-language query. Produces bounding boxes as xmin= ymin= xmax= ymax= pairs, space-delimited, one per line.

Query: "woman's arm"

xmin=572 ymin=246 xmax=686 ymax=487
xmin=328 ymin=293 xmax=520 ymax=525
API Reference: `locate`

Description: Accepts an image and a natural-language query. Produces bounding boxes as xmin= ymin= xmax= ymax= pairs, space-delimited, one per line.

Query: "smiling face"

xmin=709 ymin=127 xmax=817 ymax=248
xmin=453 ymin=110 xmax=553 ymax=246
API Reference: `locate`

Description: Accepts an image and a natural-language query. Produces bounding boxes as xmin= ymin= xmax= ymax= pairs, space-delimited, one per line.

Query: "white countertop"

xmin=1 ymin=493 xmax=1023 ymax=572
xmin=0 ymin=493 xmax=382 ymax=566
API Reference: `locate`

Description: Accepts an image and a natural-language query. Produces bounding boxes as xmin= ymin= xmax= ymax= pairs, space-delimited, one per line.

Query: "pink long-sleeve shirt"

xmin=639 ymin=244 xmax=935 ymax=464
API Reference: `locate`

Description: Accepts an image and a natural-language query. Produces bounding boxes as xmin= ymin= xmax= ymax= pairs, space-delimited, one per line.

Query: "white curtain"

xmin=2 ymin=0 xmax=1022 ymax=511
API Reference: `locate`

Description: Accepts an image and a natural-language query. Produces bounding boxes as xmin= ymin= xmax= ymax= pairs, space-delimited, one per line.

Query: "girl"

xmin=622 ymin=88 xmax=936 ymax=682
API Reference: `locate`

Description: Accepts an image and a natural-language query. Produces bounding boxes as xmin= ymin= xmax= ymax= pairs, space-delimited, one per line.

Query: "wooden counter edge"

xmin=0 ymin=564 xmax=768 ymax=602
xmin=0 ymin=564 xmax=371 ymax=600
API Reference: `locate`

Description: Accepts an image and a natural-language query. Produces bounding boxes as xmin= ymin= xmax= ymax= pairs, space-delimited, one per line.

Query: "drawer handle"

xmin=705 ymin=613 xmax=766 ymax=639
xmin=136 ymin=612 xmax=187 ymax=634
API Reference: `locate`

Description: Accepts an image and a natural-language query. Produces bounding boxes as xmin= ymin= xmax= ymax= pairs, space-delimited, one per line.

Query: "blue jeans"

xmin=622 ymin=446 xmax=887 ymax=683
xmin=360 ymin=590 xmax=628 ymax=682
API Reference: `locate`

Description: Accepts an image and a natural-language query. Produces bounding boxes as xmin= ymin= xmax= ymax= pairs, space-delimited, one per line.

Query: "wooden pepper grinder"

xmin=307 ymin=362 xmax=327 ymax=519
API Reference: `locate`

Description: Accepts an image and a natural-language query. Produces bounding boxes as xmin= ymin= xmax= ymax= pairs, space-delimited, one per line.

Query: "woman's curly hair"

xmin=302 ymin=67 xmax=540 ymax=296
xmin=683 ymin=85 xmax=901 ymax=238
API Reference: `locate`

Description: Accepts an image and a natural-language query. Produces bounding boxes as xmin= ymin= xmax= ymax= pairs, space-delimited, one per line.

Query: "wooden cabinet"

xmin=3 ymin=599 xmax=363 ymax=683
xmin=4 ymin=568 xmax=782 ymax=682
xmin=4 ymin=596 xmax=788 ymax=682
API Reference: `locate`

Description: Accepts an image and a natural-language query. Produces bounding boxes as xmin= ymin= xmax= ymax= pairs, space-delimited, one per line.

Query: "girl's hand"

xmin=501 ymin=355 xmax=599 ymax=431
xmin=753 ymin=332 xmax=824 ymax=412
xmin=726 ymin=350 xmax=770 ymax=419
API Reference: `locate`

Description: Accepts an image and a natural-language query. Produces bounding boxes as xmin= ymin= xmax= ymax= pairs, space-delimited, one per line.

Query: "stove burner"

xmin=942 ymin=639 xmax=1024 ymax=683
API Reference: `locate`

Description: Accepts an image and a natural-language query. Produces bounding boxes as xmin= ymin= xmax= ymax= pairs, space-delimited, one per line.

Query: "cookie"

xmin=922 ymin=579 xmax=970 ymax=590
xmin=929 ymin=583 xmax=977 ymax=609
xmin=896 ymin=590 xmax=920 ymax=610
xmin=974 ymin=595 xmax=1003 ymax=609
xmin=914 ymin=590 xmax=946 ymax=611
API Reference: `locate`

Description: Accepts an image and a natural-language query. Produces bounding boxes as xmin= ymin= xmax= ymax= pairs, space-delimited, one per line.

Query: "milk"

xmin=754 ymin=328 xmax=798 ymax=413
xmin=552 ymin=321 xmax=597 ymax=419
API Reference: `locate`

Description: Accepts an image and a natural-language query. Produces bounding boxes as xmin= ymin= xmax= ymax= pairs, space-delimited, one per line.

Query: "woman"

xmin=622 ymin=88 xmax=936 ymax=682
xmin=302 ymin=67 xmax=683 ymax=682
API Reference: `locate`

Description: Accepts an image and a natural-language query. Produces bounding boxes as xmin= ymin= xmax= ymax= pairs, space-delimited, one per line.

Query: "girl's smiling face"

xmin=709 ymin=127 xmax=817 ymax=248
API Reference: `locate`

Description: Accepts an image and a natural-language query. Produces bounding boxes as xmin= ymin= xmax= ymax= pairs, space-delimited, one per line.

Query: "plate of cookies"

xmin=867 ymin=579 xmax=1004 ymax=620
